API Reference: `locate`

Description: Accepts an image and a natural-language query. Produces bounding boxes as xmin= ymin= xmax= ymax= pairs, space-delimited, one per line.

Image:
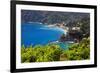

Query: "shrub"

xmin=21 ymin=37 xmax=90 ymax=62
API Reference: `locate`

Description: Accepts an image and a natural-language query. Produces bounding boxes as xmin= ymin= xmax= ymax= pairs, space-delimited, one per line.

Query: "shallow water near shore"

xmin=21 ymin=22 xmax=72 ymax=49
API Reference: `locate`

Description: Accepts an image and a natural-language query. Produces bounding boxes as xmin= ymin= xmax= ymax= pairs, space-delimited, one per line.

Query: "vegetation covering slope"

xmin=21 ymin=37 xmax=90 ymax=63
xmin=21 ymin=10 xmax=89 ymax=24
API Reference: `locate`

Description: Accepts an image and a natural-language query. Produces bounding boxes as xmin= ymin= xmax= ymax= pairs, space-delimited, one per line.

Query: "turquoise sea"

xmin=21 ymin=22 xmax=71 ymax=49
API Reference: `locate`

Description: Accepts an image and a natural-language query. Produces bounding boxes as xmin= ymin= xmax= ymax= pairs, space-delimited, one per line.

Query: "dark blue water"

xmin=21 ymin=22 xmax=66 ymax=47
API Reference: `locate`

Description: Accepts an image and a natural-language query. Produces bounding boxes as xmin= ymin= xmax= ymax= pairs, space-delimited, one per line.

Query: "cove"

xmin=21 ymin=22 xmax=71 ymax=49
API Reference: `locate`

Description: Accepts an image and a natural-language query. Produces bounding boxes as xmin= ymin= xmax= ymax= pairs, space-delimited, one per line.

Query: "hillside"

xmin=21 ymin=10 xmax=90 ymax=25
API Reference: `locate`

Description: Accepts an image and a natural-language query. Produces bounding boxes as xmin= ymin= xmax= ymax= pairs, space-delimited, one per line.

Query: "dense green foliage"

xmin=21 ymin=37 xmax=90 ymax=63
xmin=80 ymin=17 xmax=90 ymax=38
xmin=21 ymin=44 xmax=63 ymax=63
xmin=21 ymin=10 xmax=89 ymax=24
xmin=62 ymin=37 xmax=90 ymax=60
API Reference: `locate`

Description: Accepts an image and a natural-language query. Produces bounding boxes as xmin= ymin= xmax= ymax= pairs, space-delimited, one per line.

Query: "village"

xmin=48 ymin=22 xmax=82 ymax=43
